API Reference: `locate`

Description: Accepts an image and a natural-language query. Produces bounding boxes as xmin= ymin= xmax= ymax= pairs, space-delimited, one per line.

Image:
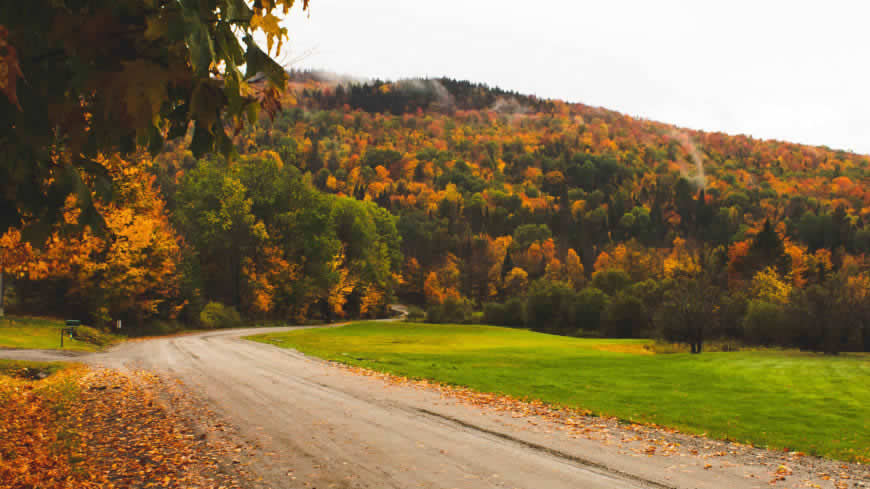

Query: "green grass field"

xmin=251 ymin=322 xmax=870 ymax=462
xmin=0 ymin=316 xmax=105 ymax=352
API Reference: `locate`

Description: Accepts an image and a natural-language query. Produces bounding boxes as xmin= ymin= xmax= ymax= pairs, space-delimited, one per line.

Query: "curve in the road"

xmin=0 ymin=311 xmax=810 ymax=489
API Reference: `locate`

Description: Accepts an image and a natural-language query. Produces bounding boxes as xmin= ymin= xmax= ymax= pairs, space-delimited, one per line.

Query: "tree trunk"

xmin=0 ymin=270 xmax=5 ymax=317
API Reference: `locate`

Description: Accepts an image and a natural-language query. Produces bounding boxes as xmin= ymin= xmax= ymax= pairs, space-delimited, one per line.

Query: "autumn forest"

xmin=3 ymin=70 xmax=870 ymax=353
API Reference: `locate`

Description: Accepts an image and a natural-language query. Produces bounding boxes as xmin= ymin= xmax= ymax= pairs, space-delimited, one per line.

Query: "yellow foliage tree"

xmin=359 ymin=286 xmax=385 ymax=318
xmin=486 ymin=236 xmax=513 ymax=297
xmin=596 ymin=241 xmax=662 ymax=281
xmin=503 ymin=267 xmax=529 ymax=297
xmin=423 ymin=255 xmax=462 ymax=304
xmin=663 ymin=237 xmax=701 ymax=278
xmin=327 ymin=249 xmax=358 ymax=318
xmin=750 ymin=266 xmax=792 ymax=305
xmin=593 ymin=251 xmax=612 ymax=273
xmin=26 ymin=157 xmax=184 ymax=325
xmin=784 ymin=241 xmax=808 ymax=288
xmin=564 ymin=248 xmax=585 ymax=289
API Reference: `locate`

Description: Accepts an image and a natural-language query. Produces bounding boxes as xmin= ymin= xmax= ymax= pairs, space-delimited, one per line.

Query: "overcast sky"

xmin=279 ymin=0 xmax=869 ymax=155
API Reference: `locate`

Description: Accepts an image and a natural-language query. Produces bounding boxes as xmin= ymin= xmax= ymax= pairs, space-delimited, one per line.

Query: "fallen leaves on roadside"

xmin=0 ymin=365 xmax=84 ymax=489
xmin=66 ymin=369 xmax=245 ymax=488
xmin=0 ymin=367 xmax=246 ymax=489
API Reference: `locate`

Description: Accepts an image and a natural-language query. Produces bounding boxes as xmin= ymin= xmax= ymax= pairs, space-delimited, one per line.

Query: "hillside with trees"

xmin=230 ymin=72 xmax=870 ymax=353
xmin=4 ymin=69 xmax=870 ymax=352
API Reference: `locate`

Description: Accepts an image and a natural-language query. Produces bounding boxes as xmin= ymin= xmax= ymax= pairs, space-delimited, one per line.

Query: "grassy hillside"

xmin=251 ymin=322 xmax=870 ymax=462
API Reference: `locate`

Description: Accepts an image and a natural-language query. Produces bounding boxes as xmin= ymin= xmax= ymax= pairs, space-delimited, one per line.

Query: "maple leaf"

xmin=114 ymin=60 xmax=170 ymax=128
xmin=250 ymin=12 xmax=287 ymax=55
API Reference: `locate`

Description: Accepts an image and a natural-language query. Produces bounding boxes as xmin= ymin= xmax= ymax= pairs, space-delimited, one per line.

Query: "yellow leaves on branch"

xmin=0 ymin=229 xmax=35 ymax=279
xmin=250 ymin=0 xmax=309 ymax=56
xmin=250 ymin=12 xmax=287 ymax=55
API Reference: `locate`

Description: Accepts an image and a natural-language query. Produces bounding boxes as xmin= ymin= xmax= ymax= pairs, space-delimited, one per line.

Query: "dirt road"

xmin=3 ymin=323 xmax=864 ymax=488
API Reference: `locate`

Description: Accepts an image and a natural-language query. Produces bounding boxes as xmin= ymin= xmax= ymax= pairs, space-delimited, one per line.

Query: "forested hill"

xmin=267 ymin=71 xmax=870 ymax=270
xmin=11 ymin=70 xmax=869 ymax=352
xmin=198 ymin=70 xmax=866 ymax=352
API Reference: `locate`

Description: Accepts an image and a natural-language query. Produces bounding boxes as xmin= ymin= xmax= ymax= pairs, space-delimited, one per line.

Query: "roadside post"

xmin=61 ymin=320 xmax=80 ymax=347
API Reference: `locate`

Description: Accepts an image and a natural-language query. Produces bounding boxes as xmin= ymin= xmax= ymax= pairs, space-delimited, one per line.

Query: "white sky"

xmin=279 ymin=0 xmax=870 ymax=155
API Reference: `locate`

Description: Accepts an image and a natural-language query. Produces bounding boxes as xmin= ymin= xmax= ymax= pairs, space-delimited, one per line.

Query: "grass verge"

xmin=250 ymin=321 xmax=870 ymax=462
xmin=0 ymin=316 xmax=120 ymax=351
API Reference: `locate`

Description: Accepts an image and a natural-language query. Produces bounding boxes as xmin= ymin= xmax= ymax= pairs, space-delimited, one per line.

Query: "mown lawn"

xmin=250 ymin=322 xmax=870 ymax=462
xmin=0 ymin=316 xmax=101 ymax=351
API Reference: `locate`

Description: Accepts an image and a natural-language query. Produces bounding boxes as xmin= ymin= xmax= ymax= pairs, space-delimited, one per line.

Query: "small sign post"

xmin=61 ymin=320 xmax=81 ymax=348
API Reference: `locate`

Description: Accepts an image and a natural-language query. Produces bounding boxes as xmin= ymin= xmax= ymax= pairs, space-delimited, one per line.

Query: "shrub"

xmin=199 ymin=302 xmax=243 ymax=329
xmin=572 ymin=287 xmax=609 ymax=333
xmin=406 ymin=305 xmax=425 ymax=322
xmin=525 ymin=279 xmax=576 ymax=335
xmin=73 ymin=326 xmax=117 ymax=347
xmin=787 ymin=280 xmax=869 ymax=354
xmin=602 ymin=293 xmax=647 ymax=338
xmin=743 ymin=300 xmax=787 ymax=346
xmin=484 ymin=300 xmax=527 ymax=328
xmin=719 ymin=291 xmax=749 ymax=339
xmin=590 ymin=269 xmax=632 ymax=296
xmin=426 ymin=296 xmax=473 ymax=324
xmin=503 ymin=298 xmax=526 ymax=328
xmin=483 ymin=302 xmax=507 ymax=326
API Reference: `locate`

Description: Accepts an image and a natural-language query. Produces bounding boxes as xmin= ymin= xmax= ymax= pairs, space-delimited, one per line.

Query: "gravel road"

xmin=2 ymin=319 xmax=865 ymax=489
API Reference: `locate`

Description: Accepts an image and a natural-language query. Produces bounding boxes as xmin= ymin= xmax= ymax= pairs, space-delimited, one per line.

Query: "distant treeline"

xmin=288 ymin=69 xmax=554 ymax=114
